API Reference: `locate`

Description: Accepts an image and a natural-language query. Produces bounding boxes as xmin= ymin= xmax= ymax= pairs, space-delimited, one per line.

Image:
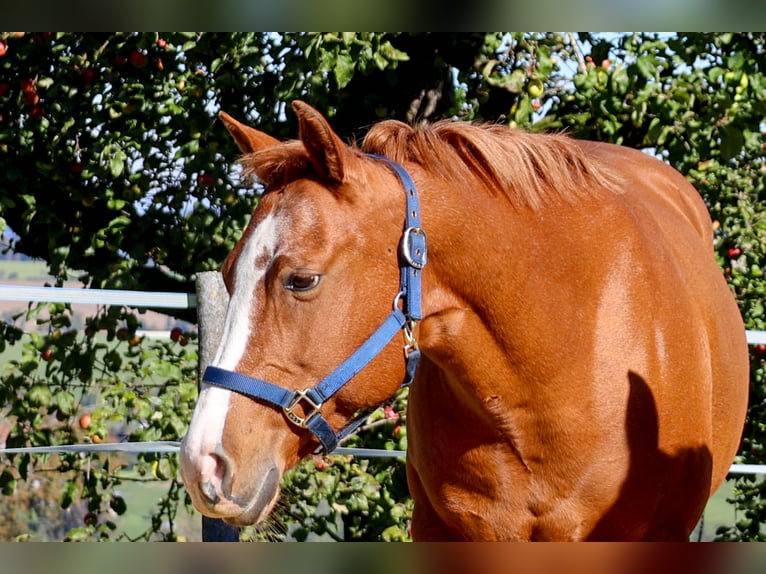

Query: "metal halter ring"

xmin=283 ymin=389 xmax=323 ymax=428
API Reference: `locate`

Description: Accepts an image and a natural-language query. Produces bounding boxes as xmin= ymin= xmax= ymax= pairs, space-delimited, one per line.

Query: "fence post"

xmin=195 ymin=271 xmax=240 ymax=542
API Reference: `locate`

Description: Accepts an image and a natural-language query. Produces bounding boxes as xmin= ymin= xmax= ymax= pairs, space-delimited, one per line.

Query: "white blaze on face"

xmin=182 ymin=214 xmax=280 ymax=460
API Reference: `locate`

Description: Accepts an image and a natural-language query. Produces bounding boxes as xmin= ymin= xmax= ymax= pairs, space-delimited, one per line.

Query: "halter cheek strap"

xmin=202 ymin=155 xmax=427 ymax=453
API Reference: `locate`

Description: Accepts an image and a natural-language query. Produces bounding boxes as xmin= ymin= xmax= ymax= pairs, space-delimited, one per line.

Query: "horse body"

xmin=406 ymin=139 xmax=748 ymax=540
xmin=179 ymin=101 xmax=748 ymax=540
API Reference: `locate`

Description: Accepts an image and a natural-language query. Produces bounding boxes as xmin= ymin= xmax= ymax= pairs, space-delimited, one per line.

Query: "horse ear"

xmin=219 ymin=111 xmax=280 ymax=153
xmin=292 ymin=100 xmax=346 ymax=183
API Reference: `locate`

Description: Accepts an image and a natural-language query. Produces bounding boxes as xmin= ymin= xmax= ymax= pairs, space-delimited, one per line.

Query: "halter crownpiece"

xmin=202 ymin=155 xmax=427 ymax=453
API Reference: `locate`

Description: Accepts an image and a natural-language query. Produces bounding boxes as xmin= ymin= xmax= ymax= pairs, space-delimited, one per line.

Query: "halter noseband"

xmin=202 ymin=155 xmax=427 ymax=453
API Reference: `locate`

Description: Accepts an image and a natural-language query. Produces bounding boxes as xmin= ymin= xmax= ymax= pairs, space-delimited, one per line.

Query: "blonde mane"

xmin=361 ymin=120 xmax=621 ymax=210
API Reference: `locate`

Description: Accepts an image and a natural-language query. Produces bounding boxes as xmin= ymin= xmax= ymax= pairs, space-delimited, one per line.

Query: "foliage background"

xmin=0 ymin=32 xmax=764 ymax=540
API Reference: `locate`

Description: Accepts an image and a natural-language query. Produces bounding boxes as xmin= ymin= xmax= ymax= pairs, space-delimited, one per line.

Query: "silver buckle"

xmin=401 ymin=227 xmax=427 ymax=269
xmin=283 ymin=389 xmax=322 ymax=428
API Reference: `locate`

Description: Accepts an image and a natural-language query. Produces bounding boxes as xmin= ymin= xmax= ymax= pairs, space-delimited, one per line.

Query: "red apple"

xmin=41 ymin=347 xmax=54 ymax=361
xmin=753 ymin=344 xmax=766 ymax=360
xmin=383 ymin=406 xmax=399 ymax=420
xmin=129 ymin=50 xmax=148 ymax=68
xmin=170 ymin=327 xmax=183 ymax=342
xmin=82 ymin=67 xmax=97 ymax=86
xmin=0 ymin=42 xmax=7 ymax=57
xmin=727 ymin=247 xmax=742 ymax=259
xmin=78 ymin=413 xmax=92 ymax=429
xmin=23 ymin=91 xmax=40 ymax=105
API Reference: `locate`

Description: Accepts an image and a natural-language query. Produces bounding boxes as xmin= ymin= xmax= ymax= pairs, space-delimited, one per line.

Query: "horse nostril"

xmin=197 ymin=452 xmax=229 ymax=505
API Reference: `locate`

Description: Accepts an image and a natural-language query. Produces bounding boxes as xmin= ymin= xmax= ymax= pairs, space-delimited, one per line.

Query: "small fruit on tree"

xmin=78 ymin=413 xmax=92 ymax=429
xmin=727 ymin=247 xmax=743 ymax=259
xmin=82 ymin=67 xmax=97 ymax=87
xmin=129 ymin=50 xmax=148 ymax=68
xmin=41 ymin=347 xmax=54 ymax=361
xmin=23 ymin=91 xmax=40 ymax=106
xmin=0 ymin=41 xmax=7 ymax=57
xmin=198 ymin=173 xmax=214 ymax=186
xmin=170 ymin=327 xmax=183 ymax=342
xmin=29 ymin=105 xmax=44 ymax=119
xmin=526 ymin=79 xmax=544 ymax=99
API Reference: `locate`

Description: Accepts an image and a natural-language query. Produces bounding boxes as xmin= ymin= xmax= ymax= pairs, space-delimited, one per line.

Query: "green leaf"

xmin=110 ymin=495 xmax=128 ymax=515
xmin=333 ymin=52 xmax=355 ymax=89
xmin=55 ymin=390 xmax=76 ymax=416
xmin=636 ymin=55 xmax=657 ymax=79
xmin=109 ymin=155 xmax=125 ymax=178
xmin=720 ymin=125 xmax=744 ymax=161
xmin=378 ymin=40 xmax=409 ymax=63
xmin=0 ymin=470 xmax=17 ymax=496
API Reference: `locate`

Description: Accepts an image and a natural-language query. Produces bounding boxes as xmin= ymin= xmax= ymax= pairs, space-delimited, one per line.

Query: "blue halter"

xmin=202 ymin=155 xmax=427 ymax=453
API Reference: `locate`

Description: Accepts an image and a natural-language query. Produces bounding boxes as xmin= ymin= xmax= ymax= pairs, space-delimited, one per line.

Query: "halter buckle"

xmin=283 ymin=389 xmax=323 ymax=428
xmin=401 ymin=226 xmax=427 ymax=270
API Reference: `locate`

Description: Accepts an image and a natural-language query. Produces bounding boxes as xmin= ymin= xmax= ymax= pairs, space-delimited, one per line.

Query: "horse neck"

xmin=415 ymin=179 xmax=534 ymax=397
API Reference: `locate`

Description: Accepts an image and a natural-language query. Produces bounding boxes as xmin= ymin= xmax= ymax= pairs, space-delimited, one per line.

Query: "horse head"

xmin=179 ymin=101 xmax=422 ymax=526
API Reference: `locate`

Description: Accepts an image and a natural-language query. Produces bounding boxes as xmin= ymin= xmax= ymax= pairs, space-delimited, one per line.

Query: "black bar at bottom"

xmin=202 ymin=516 xmax=240 ymax=542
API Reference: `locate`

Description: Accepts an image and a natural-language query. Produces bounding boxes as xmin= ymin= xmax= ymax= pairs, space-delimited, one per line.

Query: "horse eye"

xmin=285 ymin=273 xmax=321 ymax=292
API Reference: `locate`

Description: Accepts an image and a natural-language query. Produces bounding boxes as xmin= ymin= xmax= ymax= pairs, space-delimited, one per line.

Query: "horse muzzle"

xmin=179 ymin=438 xmax=282 ymax=526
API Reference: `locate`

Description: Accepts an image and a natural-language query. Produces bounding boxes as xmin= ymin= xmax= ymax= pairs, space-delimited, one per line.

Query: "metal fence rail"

xmin=0 ymin=284 xmax=197 ymax=309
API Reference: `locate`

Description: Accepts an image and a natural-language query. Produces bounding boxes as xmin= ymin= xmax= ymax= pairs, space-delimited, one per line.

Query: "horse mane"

xmin=240 ymin=120 xmax=622 ymax=210
xmin=361 ymin=120 xmax=622 ymax=210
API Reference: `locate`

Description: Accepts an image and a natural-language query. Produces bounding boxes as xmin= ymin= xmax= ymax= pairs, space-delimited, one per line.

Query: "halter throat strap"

xmin=202 ymin=155 xmax=426 ymax=453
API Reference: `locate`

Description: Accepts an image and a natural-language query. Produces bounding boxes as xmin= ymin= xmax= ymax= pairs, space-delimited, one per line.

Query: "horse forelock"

xmin=361 ymin=120 xmax=622 ymax=210
xmin=238 ymin=140 xmax=314 ymax=189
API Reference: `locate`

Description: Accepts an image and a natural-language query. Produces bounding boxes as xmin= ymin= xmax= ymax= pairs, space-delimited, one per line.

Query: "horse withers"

xmin=179 ymin=101 xmax=749 ymax=541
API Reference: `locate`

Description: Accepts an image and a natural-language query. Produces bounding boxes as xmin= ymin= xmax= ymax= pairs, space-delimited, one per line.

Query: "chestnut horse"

xmin=179 ymin=101 xmax=749 ymax=541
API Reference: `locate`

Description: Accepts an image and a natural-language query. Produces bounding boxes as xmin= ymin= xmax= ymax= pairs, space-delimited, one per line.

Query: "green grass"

xmin=111 ymin=476 xmax=201 ymax=542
